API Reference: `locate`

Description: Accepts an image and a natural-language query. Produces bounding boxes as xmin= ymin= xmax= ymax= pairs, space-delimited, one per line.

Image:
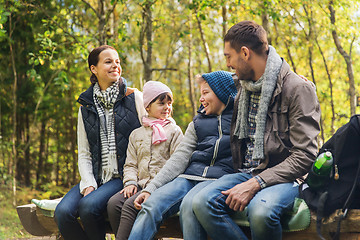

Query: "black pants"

xmin=107 ymin=188 xmax=141 ymax=240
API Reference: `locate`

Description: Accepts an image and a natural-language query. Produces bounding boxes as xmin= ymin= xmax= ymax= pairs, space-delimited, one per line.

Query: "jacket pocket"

xmin=267 ymin=106 xmax=291 ymax=153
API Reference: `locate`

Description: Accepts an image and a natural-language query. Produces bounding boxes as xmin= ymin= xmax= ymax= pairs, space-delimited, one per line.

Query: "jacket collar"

xmin=269 ymin=59 xmax=290 ymax=106
xmin=77 ymin=78 xmax=127 ymax=106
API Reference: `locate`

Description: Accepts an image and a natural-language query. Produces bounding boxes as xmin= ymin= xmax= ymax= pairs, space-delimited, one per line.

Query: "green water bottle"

xmin=306 ymin=151 xmax=333 ymax=189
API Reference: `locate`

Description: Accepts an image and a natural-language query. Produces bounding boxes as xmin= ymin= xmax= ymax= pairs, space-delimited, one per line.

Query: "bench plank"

xmin=16 ymin=204 xmax=53 ymax=236
xmin=17 ymin=203 xmax=360 ymax=239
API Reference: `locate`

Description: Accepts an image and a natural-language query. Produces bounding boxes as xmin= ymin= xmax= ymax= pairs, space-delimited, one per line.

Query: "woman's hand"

xmin=133 ymin=192 xmax=150 ymax=210
xmin=120 ymin=185 xmax=137 ymax=198
xmin=83 ymin=186 xmax=95 ymax=197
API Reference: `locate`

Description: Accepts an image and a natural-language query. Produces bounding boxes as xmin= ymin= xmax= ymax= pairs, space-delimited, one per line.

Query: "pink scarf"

xmin=142 ymin=117 xmax=171 ymax=145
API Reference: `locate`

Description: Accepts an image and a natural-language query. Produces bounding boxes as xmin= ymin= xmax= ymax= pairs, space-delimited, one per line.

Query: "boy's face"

xmin=199 ymin=81 xmax=225 ymax=115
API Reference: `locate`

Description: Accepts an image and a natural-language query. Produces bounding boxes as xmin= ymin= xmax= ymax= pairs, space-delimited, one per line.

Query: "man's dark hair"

xmin=224 ymin=21 xmax=268 ymax=56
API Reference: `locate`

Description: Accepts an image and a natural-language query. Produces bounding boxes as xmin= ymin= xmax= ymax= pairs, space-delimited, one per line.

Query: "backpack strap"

xmin=332 ymin=155 xmax=360 ymax=240
xmin=316 ymin=191 xmax=328 ymax=240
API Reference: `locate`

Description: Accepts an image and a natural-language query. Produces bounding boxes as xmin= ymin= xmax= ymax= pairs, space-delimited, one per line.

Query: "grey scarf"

xmin=233 ymin=45 xmax=282 ymax=160
xmin=93 ymin=80 xmax=120 ymax=184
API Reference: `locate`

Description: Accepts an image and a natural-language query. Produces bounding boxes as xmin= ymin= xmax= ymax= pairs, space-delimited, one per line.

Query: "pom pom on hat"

xmin=143 ymin=81 xmax=172 ymax=108
xmin=201 ymin=71 xmax=237 ymax=104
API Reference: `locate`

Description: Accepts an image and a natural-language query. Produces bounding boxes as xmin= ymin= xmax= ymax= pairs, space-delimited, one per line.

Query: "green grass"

xmin=0 ymin=183 xmax=65 ymax=239
xmin=0 ymin=186 xmax=34 ymax=239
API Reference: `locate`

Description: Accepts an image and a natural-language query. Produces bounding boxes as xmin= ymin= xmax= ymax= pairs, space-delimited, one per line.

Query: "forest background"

xmin=0 ymin=0 xmax=359 ymax=238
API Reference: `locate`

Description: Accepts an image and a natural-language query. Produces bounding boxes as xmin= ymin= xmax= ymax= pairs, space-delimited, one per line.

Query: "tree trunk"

xmin=261 ymin=13 xmax=272 ymax=45
xmin=43 ymin=125 xmax=52 ymax=185
xmin=98 ymin=0 xmax=106 ymax=45
xmin=304 ymin=6 xmax=326 ymax=141
xmin=221 ymin=4 xmax=227 ymax=39
xmin=9 ymin=11 xmax=17 ymax=206
xmin=187 ymin=11 xmax=196 ymax=117
xmin=24 ymin=113 xmax=31 ymax=186
xmin=307 ymin=46 xmax=325 ymax=143
xmin=284 ymin=40 xmax=297 ymax=73
xmin=195 ymin=9 xmax=212 ymax=72
xmin=140 ymin=1 xmax=154 ymax=82
xmin=36 ymin=121 xmax=46 ymax=189
xmin=55 ymin=127 xmax=60 ymax=186
xmin=68 ymin=78 xmax=78 ymax=185
xmin=315 ymin=38 xmax=335 ymax=136
xmin=82 ymin=0 xmax=110 ymax=45
xmin=329 ymin=1 xmax=356 ymax=116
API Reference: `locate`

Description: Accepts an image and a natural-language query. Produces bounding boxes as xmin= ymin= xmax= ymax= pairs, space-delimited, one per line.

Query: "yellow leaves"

xmin=39 ymin=58 xmax=45 ymax=65
xmin=60 ymin=9 xmax=67 ymax=16
xmin=56 ymin=28 xmax=63 ymax=34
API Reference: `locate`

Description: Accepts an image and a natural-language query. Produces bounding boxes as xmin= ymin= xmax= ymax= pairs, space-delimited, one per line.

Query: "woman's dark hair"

xmin=224 ymin=21 xmax=268 ymax=56
xmin=148 ymin=92 xmax=173 ymax=106
xmin=88 ymin=45 xmax=117 ymax=84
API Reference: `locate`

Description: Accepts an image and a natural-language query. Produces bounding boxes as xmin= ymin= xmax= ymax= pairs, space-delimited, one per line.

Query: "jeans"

xmin=128 ymin=177 xmax=213 ymax=240
xmin=54 ymin=179 xmax=123 ymax=240
xmin=193 ymin=173 xmax=299 ymax=240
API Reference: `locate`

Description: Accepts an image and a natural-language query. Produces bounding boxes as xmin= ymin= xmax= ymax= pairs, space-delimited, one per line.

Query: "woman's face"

xmin=91 ymin=49 xmax=122 ymax=90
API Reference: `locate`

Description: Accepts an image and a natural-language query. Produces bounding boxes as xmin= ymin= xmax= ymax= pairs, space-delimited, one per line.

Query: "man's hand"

xmin=133 ymin=192 xmax=150 ymax=210
xmin=120 ymin=185 xmax=137 ymax=198
xmin=221 ymin=178 xmax=261 ymax=211
xmin=83 ymin=186 xmax=95 ymax=197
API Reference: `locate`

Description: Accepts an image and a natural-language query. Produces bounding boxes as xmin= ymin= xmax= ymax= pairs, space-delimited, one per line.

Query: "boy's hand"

xmin=133 ymin=192 xmax=150 ymax=210
xmin=120 ymin=185 xmax=137 ymax=198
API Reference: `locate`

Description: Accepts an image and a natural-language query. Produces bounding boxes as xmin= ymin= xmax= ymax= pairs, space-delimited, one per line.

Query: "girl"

xmin=107 ymin=81 xmax=183 ymax=240
xmin=54 ymin=45 xmax=146 ymax=240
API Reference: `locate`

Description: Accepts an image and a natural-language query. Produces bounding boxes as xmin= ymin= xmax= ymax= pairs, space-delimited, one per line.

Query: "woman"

xmin=54 ymin=45 xmax=145 ymax=240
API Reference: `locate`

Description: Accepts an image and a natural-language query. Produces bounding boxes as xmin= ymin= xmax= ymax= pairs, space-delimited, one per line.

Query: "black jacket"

xmin=77 ymin=82 xmax=141 ymax=184
xmin=183 ymin=101 xmax=235 ymax=178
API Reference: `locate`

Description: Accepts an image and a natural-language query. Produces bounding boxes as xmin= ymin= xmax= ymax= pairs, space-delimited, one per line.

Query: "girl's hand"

xmin=120 ymin=185 xmax=137 ymax=198
xmin=83 ymin=186 xmax=95 ymax=197
xmin=133 ymin=192 xmax=150 ymax=210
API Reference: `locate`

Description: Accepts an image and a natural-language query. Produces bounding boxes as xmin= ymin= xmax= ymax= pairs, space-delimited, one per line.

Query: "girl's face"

xmin=199 ymin=81 xmax=225 ymax=115
xmin=146 ymin=98 xmax=172 ymax=120
xmin=91 ymin=49 xmax=122 ymax=90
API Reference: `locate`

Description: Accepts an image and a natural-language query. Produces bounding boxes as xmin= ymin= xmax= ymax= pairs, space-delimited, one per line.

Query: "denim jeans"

xmin=193 ymin=173 xmax=299 ymax=240
xmin=54 ymin=178 xmax=123 ymax=240
xmin=128 ymin=177 xmax=213 ymax=240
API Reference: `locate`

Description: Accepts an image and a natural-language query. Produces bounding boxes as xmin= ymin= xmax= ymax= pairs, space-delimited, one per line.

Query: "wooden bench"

xmin=16 ymin=202 xmax=360 ymax=239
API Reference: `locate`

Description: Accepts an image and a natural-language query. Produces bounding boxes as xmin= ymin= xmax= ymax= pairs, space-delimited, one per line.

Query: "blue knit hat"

xmin=202 ymin=71 xmax=237 ymax=104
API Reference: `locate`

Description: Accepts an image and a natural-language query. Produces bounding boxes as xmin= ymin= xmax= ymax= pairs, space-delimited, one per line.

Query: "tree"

xmin=329 ymin=0 xmax=357 ymax=116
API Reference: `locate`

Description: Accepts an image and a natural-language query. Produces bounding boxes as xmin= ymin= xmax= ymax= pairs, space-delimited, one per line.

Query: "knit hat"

xmin=202 ymin=71 xmax=237 ymax=104
xmin=143 ymin=81 xmax=173 ymax=108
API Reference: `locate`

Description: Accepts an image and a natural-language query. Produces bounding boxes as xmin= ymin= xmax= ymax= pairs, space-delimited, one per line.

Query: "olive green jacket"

xmin=231 ymin=60 xmax=321 ymax=186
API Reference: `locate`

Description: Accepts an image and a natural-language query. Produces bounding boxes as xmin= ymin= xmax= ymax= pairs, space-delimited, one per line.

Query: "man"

xmin=192 ymin=20 xmax=321 ymax=240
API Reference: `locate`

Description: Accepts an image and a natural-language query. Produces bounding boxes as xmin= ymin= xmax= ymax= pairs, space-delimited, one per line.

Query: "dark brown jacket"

xmin=231 ymin=60 xmax=321 ymax=186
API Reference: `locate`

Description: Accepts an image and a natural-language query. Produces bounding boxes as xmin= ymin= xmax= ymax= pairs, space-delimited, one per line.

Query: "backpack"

xmin=299 ymin=114 xmax=360 ymax=240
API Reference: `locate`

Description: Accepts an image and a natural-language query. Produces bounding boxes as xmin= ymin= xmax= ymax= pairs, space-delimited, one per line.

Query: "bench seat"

xmin=16 ymin=201 xmax=360 ymax=239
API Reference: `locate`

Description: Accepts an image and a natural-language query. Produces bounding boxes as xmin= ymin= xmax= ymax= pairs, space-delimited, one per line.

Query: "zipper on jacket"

xmin=202 ymin=115 xmax=223 ymax=177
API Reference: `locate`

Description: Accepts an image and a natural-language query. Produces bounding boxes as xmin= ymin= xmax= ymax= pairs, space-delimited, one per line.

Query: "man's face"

xmin=224 ymin=41 xmax=253 ymax=81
